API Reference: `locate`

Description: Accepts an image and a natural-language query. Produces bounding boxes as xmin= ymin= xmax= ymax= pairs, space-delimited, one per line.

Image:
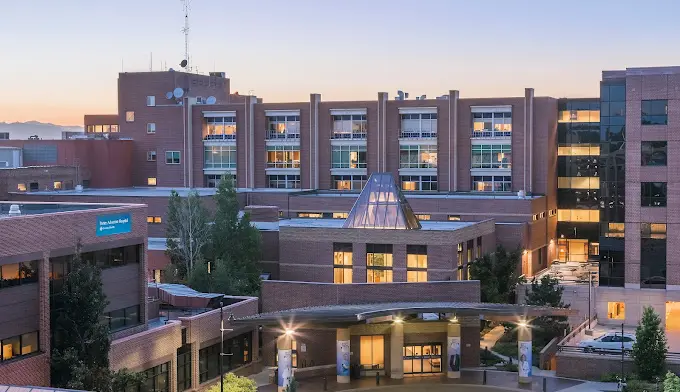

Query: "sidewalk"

xmin=480 ymin=325 xmax=545 ymax=377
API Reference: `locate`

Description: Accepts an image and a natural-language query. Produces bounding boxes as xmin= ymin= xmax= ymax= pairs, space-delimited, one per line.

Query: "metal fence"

xmin=558 ymin=345 xmax=680 ymax=361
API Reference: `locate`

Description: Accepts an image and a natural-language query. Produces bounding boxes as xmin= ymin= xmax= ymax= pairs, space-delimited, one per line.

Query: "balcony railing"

xmin=266 ymin=161 xmax=301 ymax=169
xmin=399 ymin=129 xmax=437 ymax=139
xmin=331 ymin=131 xmax=367 ymax=140
xmin=267 ymin=131 xmax=300 ymax=140
xmin=470 ymin=129 xmax=512 ymax=138
xmin=204 ymin=163 xmax=236 ymax=169
xmin=203 ymin=134 xmax=236 ymax=141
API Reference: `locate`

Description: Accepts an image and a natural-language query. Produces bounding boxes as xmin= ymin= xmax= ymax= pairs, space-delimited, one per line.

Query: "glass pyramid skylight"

xmin=343 ymin=173 xmax=421 ymax=230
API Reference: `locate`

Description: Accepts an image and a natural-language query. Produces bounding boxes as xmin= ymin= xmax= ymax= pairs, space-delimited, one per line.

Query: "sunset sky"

xmin=3 ymin=0 xmax=680 ymax=126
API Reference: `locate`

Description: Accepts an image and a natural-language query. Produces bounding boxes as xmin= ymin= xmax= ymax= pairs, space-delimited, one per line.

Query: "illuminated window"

xmin=332 ymin=114 xmax=367 ymax=139
xmin=557 ymin=209 xmax=599 ymax=223
xmin=457 ymin=243 xmax=464 ymax=280
xmin=147 ymin=122 xmax=156 ymax=134
xmin=17 ymin=183 xmax=26 ymax=192
xmin=400 ymin=113 xmax=437 ymax=138
xmin=147 ymin=151 xmax=157 ymax=162
xmin=333 ymin=243 xmax=353 ymax=284
xmin=557 ymin=177 xmax=600 ymax=189
xmin=448 ymin=215 xmax=461 ymax=221
xmin=267 ymin=115 xmax=300 ymax=139
xmin=641 ymin=223 xmax=666 ymax=239
xmin=606 ymin=223 xmax=625 ymax=238
xmin=111 ymin=125 xmax=119 ymax=132
xmin=1 ymin=331 xmax=39 ymax=361
xmin=147 ymin=216 xmax=162 ymax=224
xmin=332 ymin=145 xmax=367 ymax=169
xmin=407 ymin=245 xmax=427 ymax=282
xmin=359 ymin=335 xmax=385 ymax=370
xmin=607 ymin=302 xmax=625 ymax=320
xmin=125 ymin=111 xmax=135 ymax=122
xmin=558 ymin=110 xmax=600 ymax=123
xmin=557 ymin=144 xmax=600 ymax=156
xmin=333 ymin=212 xmax=348 ymax=219
xmin=471 ymin=144 xmax=512 ymax=168
xmin=53 ymin=181 xmax=62 ymax=190
xmin=472 ymin=110 xmax=512 ymax=137
xmin=366 ymin=244 xmax=393 ymax=283
xmin=400 ymin=175 xmax=437 ymax=191
xmin=266 ymin=145 xmax=300 ymax=168
xmin=146 ymin=96 xmax=156 ymax=107
xmin=204 ymin=116 xmax=237 ymax=140
xmin=147 ymin=177 xmax=157 ymax=186
xmin=472 ymin=176 xmax=511 ymax=192
xmin=399 ymin=145 xmax=438 ymax=168
xmin=332 ymin=175 xmax=367 ymax=191
xmin=297 ymin=212 xmax=323 ymax=218
xmin=415 ymin=214 xmax=430 ymax=221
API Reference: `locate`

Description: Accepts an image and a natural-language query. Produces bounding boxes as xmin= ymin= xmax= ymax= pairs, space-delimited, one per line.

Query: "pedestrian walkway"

xmin=479 ymin=325 xmax=546 ymax=378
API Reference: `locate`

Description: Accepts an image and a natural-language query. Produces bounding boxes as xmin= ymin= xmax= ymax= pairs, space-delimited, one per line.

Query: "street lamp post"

xmin=220 ymin=298 xmax=234 ymax=392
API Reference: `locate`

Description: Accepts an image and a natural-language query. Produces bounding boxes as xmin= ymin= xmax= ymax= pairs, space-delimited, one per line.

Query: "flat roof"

xmin=0 ymin=201 xmax=134 ymax=217
xmin=233 ymin=301 xmax=574 ymax=326
xmin=21 ymin=186 xmax=309 ymax=197
xmin=295 ymin=191 xmax=543 ymax=200
xmin=279 ymin=218 xmax=477 ymax=231
xmin=0 ymin=387 xmax=86 ymax=392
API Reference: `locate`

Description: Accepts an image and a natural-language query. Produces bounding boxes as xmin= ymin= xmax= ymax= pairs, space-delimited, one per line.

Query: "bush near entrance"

xmin=207 ymin=373 xmax=257 ymax=392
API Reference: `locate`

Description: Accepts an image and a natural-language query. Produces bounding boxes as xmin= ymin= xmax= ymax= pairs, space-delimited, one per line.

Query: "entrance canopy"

xmin=232 ymin=301 xmax=574 ymax=326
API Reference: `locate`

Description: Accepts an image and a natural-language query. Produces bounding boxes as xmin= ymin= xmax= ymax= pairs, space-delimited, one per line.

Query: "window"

xmin=199 ymin=332 xmax=252 ymax=383
xmin=333 ymin=243 xmax=353 ymax=284
xmin=125 ymin=111 xmax=135 ymax=122
xmin=267 ymin=174 xmax=300 ymax=189
xmin=471 ymin=145 xmax=512 ymax=168
xmin=557 ymin=209 xmax=599 ymax=223
xmin=400 ymin=175 xmax=437 ymax=191
xmin=403 ymin=344 xmax=442 ymax=374
xmin=466 ymin=240 xmax=473 ymax=279
xmin=147 ymin=177 xmax=157 ymax=186
xmin=267 ymin=115 xmax=300 ymax=139
xmin=204 ymin=116 xmax=237 ymax=140
xmin=165 ymin=151 xmax=181 ymax=164
xmin=23 ymin=145 xmax=57 ymax=163
xmin=333 ymin=212 xmax=348 ymax=219
xmin=641 ymin=224 xmax=666 ymax=289
xmin=557 ymin=177 xmax=600 ymax=189
xmin=608 ymin=302 xmax=625 ymax=320
xmin=415 ymin=214 xmax=430 ymax=221
xmin=641 ymin=141 xmax=667 ymax=166
xmin=138 ymin=362 xmax=169 ymax=392
xmin=266 ymin=145 xmax=300 ymax=168
xmin=147 ymin=216 xmax=162 ymax=224
xmin=111 ymin=125 xmax=119 ymax=132
xmin=472 ymin=175 xmax=511 ymax=192
xmin=104 ymin=305 xmax=141 ymax=332
xmin=17 ymin=183 xmax=26 ymax=192
xmin=0 ymin=132 xmax=8 ymax=139
xmin=53 ymin=181 xmax=62 ymax=190
xmin=359 ymin=335 xmax=385 ymax=370
xmin=297 ymin=212 xmax=323 ymax=218
xmin=366 ymin=244 xmax=393 ymax=283
xmin=472 ymin=111 xmax=512 ymax=137
xmin=400 ymin=113 xmax=437 ymax=138
xmin=641 ymin=182 xmax=667 ymax=207
xmin=457 ymin=243 xmax=464 ymax=280
xmin=557 ymin=144 xmax=600 ymax=156
xmin=88 ymin=124 xmax=118 ymax=133
xmin=407 ymin=245 xmax=427 ymax=282
xmin=332 ymin=145 xmax=367 ymax=168
xmin=331 ymin=175 xmax=367 ymax=191
xmin=558 ymin=110 xmax=600 ymax=123
xmin=147 ymin=151 xmax=157 ymax=162
xmin=204 ymin=145 xmax=236 ymax=168
xmin=476 ymin=237 xmax=482 ymax=259
xmin=399 ymin=145 xmax=438 ymax=168
xmin=1 ymin=331 xmax=39 ymax=361
xmin=332 ymin=114 xmax=367 ymax=139
xmin=0 ymin=261 xmax=38 ymax=289
xmin=448 ymin=215 xmax=461 ymax=221
xmin=641 ymin=100 xmax=668 ymax=125
xmin=642 ymin=223 xmax=667 ymax=240
xmin=147 ymin=123 xmax=156 ymax=134
xmin=29 ymin=182 xmax=39 ymax=192
xmin=205 ymin=174 xmax=235 ymax=188
xmin=146 ymin=96 xmax=156 ymax=107
xmin=177 ymin=346 xmax=192 ymax=391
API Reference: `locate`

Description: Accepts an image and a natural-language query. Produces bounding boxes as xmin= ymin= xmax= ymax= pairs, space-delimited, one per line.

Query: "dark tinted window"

xmin=641 ymin=141 xmax=667 ymax=166
xmin=641 ymin=100 xmax=668 ymax=125
xmin=641 ymin=182 xmax=667 ymax=207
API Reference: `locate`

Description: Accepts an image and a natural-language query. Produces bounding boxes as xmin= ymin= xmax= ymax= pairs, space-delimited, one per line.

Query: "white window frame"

xmin=267 ymin=115 xmax=300 ymax=140
xmin=204 ymin=145 xmax=236 ymax=169
xmin=471 ymin=175 xmax=512 ymax=192
xmin=146 ymin=96 xmax=156 ymax=107
xmin=399 ymin=145 xmax=438 ymax=168
xmin=471 ymin=144 xmax=512 ymax=169
xmin=331 ymin=175 xmax=367 ymax=190
xmin=204 ymin=116 xmax=237 ymax=140
xmin=125 ymin=111 xmax=135 ymax=122
xmin=472 ymin=109 xmax=512 ymax=138
xmin=331 ymin=145 xmax=367 ymax=169
xmin=400 ymin=175 xmax=438 ymax=191
xmin=266 ymin=145 xmax=301 ymax=168
xmin=400 ymin=113 xmax=437 ymax=138
xmin=147 ymin=123 xmax=156 ymax=134
xmin=165 ymin=151 xmax=181 ymax=165
xmin=267 ymin=174 xmax=301 ymax=189
xmin=147 ymin=151 xmax=157 ymax=162
xmin=332 ymin=114 xmax=367 ymax=139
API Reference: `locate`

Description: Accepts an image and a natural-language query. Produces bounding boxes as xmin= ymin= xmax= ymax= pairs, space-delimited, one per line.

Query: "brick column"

xmin=39 ymin=252 xmax=50 ymax=361
xmin=449 ymin=90 xmax=459 ymax=192
xmin=140 ymin=241 xmax=148 ymax=324
xmin=392 ymin=244 xmax=407 ymax=282
xmin=190 ymin=342 xmax=200 ymax=390
xmin=352 ymin=243 xmax=366 ymax=283
xmin=170 ymin=352 xmax=178 ymax=392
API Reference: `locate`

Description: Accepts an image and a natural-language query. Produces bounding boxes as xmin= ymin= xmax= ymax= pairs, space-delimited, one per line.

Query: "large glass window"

xmin=359 ymin=336 xmax=385 ymax=370
xmin=177 ymin=346 xmax=192 ymax=391
xmin=1 ymin=331 xmax=39 ymax=361
xmin=641 ymin=100 xmax=668 ymax=125
xmin=136 ymin=362 xmax=169 ymax=392
xmin=457 ymin=243 xmax=464 ymax=280
xmin=199 ymin=332 xmax=252 ymax=383
xmin=400 ymin=175 xmax=437 ymax=191
xmin=0 ymin=261 xmax=38 ymax=289
xmin=332 ymin=114 xmax=367 ymax=139
xmin=471 ymin=176 xmax=511 ymax=192
xmin=471 ymin=144 xmax=511 ymax=168
xmin=333 ymin=243 xmax=353 ymax=284
xmin=332 ymin=145 xmax=367 ymax=169
xmin=403 ymin=344 xmax=442 ymax=374
xmin=399 ymin=145 xmax=438 ymax=168
xmin=400 ymin=113 xmax=437 ymax=138
xmin=165 ymin=151 xmax=181 ymax=165
xmin=641 ymin=223 xmax=667 ymax=289
xmin=104 ymin=305 xmax=141 ymax=332
xmin=608 ymin=302 xmax=625 ymax=320
xmin=331 ymin=175 xmax=367 ymax=191
xmin=558 ymin=110 xmax=600 ymax=123
xmin=205 ymin=174 xmax=236 ymax=188
xmin=267 ymin=174 xmax=300 ymax=189
xmin=557 ymin=209 xmax=599 ymax=223
xmin=204 ymin=145 xmax=236 ymax=169
xmin=267 ymin=115 xmax=300 ymax=139
xmin=472 ymin=111 xmax=511 ymax=138
xmin=205 ymin=116 xmax=237 ymax=140
xmin=266 ymin=146 xmax=300 ymax=168
xmin=406 ymin=245 xmax=427 ymax=282
xmin=558 ymin=144 xmax=600 ymax=156
xmin=641 ymin=182 xmax=667 ymax=207
xmin=366 ymin=244 xmax=393 ymax=283
xmin=641 ymin=141 xmax=667 ymax=166
xmin=557 ymin=177 xmax=600 ymax=189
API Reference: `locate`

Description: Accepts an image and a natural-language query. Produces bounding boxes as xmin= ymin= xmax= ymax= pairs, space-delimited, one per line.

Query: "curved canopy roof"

xmin=232 ymin=301 xmax=574 ymax=326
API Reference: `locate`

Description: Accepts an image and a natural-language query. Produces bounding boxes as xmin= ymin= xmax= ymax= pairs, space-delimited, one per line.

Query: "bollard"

xmin=543 ymin=377 xmax=547 ymax=392
xmin=323 ymin=375 xmax=328 ymax=391
xmin=483 ymin=370 xmax=487 ymax=385
xmin=376 ymin=372 xmax=380 ymax=385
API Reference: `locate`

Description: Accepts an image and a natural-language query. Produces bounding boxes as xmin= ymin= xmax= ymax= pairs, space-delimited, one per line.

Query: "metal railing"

xmin=557 ymin=345 xmax=680 ymax=361
xmin=267 ymin=131 xmax=300 ymax=140
xmin=204 ymin=134 xmax=236 ymax=141
xmin=471 ymin=129 xmax=512 ymax=138
xmin=399 ymin=129 xmax=437 ymax=139
xmin=331 ymin=132 xmax=367 ymax=140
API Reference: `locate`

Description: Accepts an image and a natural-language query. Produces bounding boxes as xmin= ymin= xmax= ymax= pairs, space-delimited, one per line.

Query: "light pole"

xmin=220 ymin=298 xmax=234 ymax=392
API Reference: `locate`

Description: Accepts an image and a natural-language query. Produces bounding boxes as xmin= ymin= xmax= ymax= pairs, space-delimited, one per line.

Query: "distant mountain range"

xmin=0 ymin=121 xmax=84 ymax=140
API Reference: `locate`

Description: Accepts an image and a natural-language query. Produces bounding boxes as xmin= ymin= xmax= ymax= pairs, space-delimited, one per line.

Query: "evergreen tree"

xmin=166 ymin=190 xmax=211 ymax=276
xmin=633 ymin=306 xmax=668 ymax=380
xmin=525 ymin=274 xmax=570 ymax=346
xmin=188 ymin=260 xmax=212 ymax=292
xmin=469 ymin=245 xmax=523 ymax=303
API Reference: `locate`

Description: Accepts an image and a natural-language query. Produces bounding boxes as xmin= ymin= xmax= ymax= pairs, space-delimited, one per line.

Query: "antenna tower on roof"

xmin=180 ymin=0 xmax=191 ymax=72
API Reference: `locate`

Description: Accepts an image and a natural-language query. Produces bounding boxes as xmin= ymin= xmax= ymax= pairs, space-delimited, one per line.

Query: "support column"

xmin=446 ymin=322 xmax=461 ymax=379
xmin=336 ymin=328 xmax=350 ymax=383
xmin=277 ymin=334 xmax=293 ymax=392
xmin=518 ymin=324 xmax=533 ymax=384
xmin=389 ymin=322 xmax=404 ymax=379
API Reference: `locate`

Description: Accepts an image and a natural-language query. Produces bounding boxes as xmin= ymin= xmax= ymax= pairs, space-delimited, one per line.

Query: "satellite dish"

xmin=180 ymin=59 xmax=188 ymax=68
xmin=165 ymin=91 xmax=173 ymax=99
xmin=173 ymin=87 xmax=184 ymax=99
xmin=169 ymin=68 xmax=175 ymax=72
xmin=206 ymin=96 xmax=216 ymax=105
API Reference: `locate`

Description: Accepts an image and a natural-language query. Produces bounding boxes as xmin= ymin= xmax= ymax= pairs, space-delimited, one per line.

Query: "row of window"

xmin=104 ymin=305 xmax=141 ymax=332
xmin=124 ymin=362 xmax=170 ymax=392
xmin=16 ymin=181 xmax=70 ymax=192
xmin=198 ymin=332 xmax=251 ymax=383
xmin=86 ymin=124 xmax=119 ymax=133
xmin=558 ymin=141 xmax=667 ymax=167
xmin=50 ymin=245 xmax=141 ymax=284
xmin=0 ymin=261 xmax=38 ymax=290
xmin=0 ymin=331 xmax=39 ymax=362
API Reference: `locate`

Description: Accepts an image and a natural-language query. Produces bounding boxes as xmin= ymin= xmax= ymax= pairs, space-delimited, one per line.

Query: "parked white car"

xmin=577 ymin=332 xmax=636 ymax=353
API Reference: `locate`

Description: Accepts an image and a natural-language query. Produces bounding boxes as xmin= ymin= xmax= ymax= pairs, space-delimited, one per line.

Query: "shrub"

xmin=207 ymin=373 xmax=257 ymax=392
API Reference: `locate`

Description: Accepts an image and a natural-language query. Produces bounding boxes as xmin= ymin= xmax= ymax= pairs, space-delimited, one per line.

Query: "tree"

xmin=525 ymin=274 xmax=570 ymax=346
xmin=469 ymin=245 xmax=523 ymax=303
xmin=664 ymin=371 xmax=680 ymax=392
xmin=166 ymin=190 xmax=211 ymax=276
xmin=633 ymin=306 xmax=668 ymax=381
xmin=284 ymin=377 xmax=299 ymax=392
xmin=51 ymin=244 xmax=143 ymax=391
xmin=188 ymin=260 xmax=212 ymax=292
xmin=207 ymin=373 xmax=257 ymax=392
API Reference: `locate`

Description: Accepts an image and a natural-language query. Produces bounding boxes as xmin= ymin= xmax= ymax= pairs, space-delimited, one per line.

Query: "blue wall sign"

xmin=96 ymin=213 xmax=132 ymax=236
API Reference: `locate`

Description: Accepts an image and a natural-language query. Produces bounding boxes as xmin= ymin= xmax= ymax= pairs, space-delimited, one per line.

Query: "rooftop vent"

xmin=8 ymin=204 xmax=21 ymax=216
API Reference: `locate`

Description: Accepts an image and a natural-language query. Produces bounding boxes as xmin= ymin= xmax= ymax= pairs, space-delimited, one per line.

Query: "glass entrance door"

xmin=403 ymin=344 xmax=442 ymax=374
